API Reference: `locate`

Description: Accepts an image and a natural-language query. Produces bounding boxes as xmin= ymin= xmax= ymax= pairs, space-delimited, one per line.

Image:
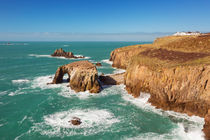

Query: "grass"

xmin=116 ymin=34 xmax=210 ymax=71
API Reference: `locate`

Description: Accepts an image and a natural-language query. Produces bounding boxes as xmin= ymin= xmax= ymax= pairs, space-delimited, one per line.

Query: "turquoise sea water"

xmin=0 ymin=42 xmax=205 ymax=140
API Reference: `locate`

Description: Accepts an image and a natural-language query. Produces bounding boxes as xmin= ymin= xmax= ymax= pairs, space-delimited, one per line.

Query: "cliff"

xmin=110 ymin=34 xmax=210 ymax=138
xmin=51 ymin=48 xmax=84 ymax=59
xmin=50 ymin=60 xmax=101 ymax=93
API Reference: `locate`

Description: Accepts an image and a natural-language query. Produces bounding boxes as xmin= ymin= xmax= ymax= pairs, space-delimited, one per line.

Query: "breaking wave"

xmin=122 ymin=90 xmax=205 ymax=140
xmin=12 ymin=79 xmax=30 ymax=84
xmin=28 ymin=54 xmax=90 ymax=60
xmin=101 ymin=59 xmax=113 ymax=65
xmin=31 ymin=109 xmax=119 ymax=137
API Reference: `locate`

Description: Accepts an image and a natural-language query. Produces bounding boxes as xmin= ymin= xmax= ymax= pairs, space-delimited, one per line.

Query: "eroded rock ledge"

xmin=50 ymin=60 xmax=101 ymax=93
xmin=110 ymin=33 xmax=210 ymax=139
xmin=99 ymin=73 xmax=124 ymax=85
xmin=51 ymin=48 xmax=84 ymax=59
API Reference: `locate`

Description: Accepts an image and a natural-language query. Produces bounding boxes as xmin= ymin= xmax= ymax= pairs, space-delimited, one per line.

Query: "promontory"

xmin=110 ymin=33 xmax=210 ymax=139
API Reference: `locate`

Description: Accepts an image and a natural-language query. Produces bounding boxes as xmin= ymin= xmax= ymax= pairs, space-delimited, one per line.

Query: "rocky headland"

xmin=110 ymin=33 xmax=210 ymax=139
xmin=51 ymin=48 xmax=84 ymax=59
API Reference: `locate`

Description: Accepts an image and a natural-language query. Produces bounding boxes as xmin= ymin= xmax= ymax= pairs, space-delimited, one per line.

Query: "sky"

xmin=0 ymin=0 xmax=210 ymax=41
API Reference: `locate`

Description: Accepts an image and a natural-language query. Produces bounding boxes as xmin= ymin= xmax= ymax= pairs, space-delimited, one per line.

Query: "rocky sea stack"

xmin=51 ymin=48 xmax=84 ymax=59
xmin=50 ymin=60 xmax=101 ymax=93
xmin=110 ymin=33 xmax=210 ymax=138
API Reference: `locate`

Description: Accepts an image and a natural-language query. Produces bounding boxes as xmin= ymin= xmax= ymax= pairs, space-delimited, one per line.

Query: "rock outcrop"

xmin=109 ymin=45 xmax=144 ymax=69
xmin=51 ymin=48 xmax=84 ymax=59
xmin=110 ymin=33 xmax=210 ymax=138
xmin=69 ymin=117 xmax=82 ymax=125
xmin=125 ymin=64 xmax=210 ymax=117
xmin=203 ymin=110 xmax=210 ymax=140
xmin=95 ymin=62 xmax=102 ymax=67
xmin=99 ymin=73 xmax=124 ymax=85
xmin=50 ymin=60 xmax=101 ymax=93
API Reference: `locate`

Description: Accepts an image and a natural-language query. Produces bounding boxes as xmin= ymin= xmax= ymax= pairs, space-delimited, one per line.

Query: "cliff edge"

xmin=110 ymin=33 xmax=210 ymax=138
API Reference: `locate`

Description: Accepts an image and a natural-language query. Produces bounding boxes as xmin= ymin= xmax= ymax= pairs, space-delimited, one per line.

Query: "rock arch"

xmin=50 ymin=61 xmax=101 ymax=93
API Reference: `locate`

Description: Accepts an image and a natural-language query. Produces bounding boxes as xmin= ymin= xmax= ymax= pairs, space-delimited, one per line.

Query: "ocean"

xmin=0 ymin=42 xmax=205 ymax=140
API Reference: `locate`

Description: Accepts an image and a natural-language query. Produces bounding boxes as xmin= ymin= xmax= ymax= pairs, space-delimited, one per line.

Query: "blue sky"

xmin=0 ymin=0 xmax=210 ymax=41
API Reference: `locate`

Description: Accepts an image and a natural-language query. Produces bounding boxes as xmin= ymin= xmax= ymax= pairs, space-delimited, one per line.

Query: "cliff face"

xmin=51 ymin=61 xmax=101 ymax=93
xmin=203 ymin=110 xmax=210 ymax=139
xmin=125 ymin=64 xmax=210 ymax=117
xmin=110 ymin=34 xmax=210 ymax=138
xmin=110 ymin=45 xmax=145 ymax=69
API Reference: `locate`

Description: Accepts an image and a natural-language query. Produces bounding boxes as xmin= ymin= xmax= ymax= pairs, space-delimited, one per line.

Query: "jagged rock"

xmin=69 ymin=117 xmax=82 ymax=125
xmin=95 ymin=62 xmax=102 ymax=66
xmin=50 ymin=60 xmax=101 ymax=93
xmin=51 ymin=48 xmax=84 ymax=59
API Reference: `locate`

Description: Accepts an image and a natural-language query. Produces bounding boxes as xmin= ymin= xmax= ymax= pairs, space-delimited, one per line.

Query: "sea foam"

xmin=121 ymin=89 xmax=205 ymax=140
xmin=101 ymin=59 xmax=113 ymax=65
xmin=28 ymin=54 xmax=90 ymax=60
xmin=12 ymin=79 xmax=30 ymax=84
xmin=31 ymin=109 xmax=119 ymax=137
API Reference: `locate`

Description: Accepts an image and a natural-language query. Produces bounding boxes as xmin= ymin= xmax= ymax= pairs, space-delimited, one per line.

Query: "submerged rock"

xmin=51 ymin=48 xmax=84 ymax=59
xmin=95 ymin=62 xmax=102 ymax=66
xmin=50 ymin=60 xmax=101 ymax=93
xmin=69 ymin=117 xmax=82 ymax=125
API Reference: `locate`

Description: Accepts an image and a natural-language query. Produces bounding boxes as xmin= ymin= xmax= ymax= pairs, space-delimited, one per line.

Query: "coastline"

xmin=109 ymin=34 xmax=210 ymax=139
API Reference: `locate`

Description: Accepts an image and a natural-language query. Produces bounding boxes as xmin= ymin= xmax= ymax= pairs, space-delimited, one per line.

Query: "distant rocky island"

xmin=51 ymin=48 xmax=85 ymax=59
xmin=49 ymin=32 xmax=210 ymax=138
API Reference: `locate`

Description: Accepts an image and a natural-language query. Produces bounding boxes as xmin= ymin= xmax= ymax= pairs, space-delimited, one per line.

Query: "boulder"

xmin=50 ymin=60 xmax=101 ymax=93
xmin=51 ymin=48 xmax=84 ymax=59
xmin=69 ymin=117 xmax=82 ymax=125
xmin=95 ymin=62 xmax=102 ymax=67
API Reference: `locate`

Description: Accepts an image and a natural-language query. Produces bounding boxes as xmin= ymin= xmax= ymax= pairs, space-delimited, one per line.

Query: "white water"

xmin=101 ymin=59 xmax=113 ymax=65
xmin=28 ymin=54 xmax=90 ymax=60
xmin=32 ymin=109 xmax=119 ymax=137
xmin=12 ymin=79 xmax=30 ymax=84
xmin=122 ymin=90 xmax=205 ymax=140
xmin=113 ymin=68 xmax=126 ymax=74
xmin=10 ymin=69 xmax=205 ymax=140
xmin=8 ymin=87 xmax=29 ymax=96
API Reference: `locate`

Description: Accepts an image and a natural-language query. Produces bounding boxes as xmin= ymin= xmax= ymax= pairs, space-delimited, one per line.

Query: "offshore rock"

xmin=95 ymin=62 xmax=102 ymax=67
xmin=69 ymin=117 xmax=82 ymax=125
xmin=51 ymin=60 xmax=101 ymax=93
xmin=51 ymin=48 xmax=84 ymax=59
